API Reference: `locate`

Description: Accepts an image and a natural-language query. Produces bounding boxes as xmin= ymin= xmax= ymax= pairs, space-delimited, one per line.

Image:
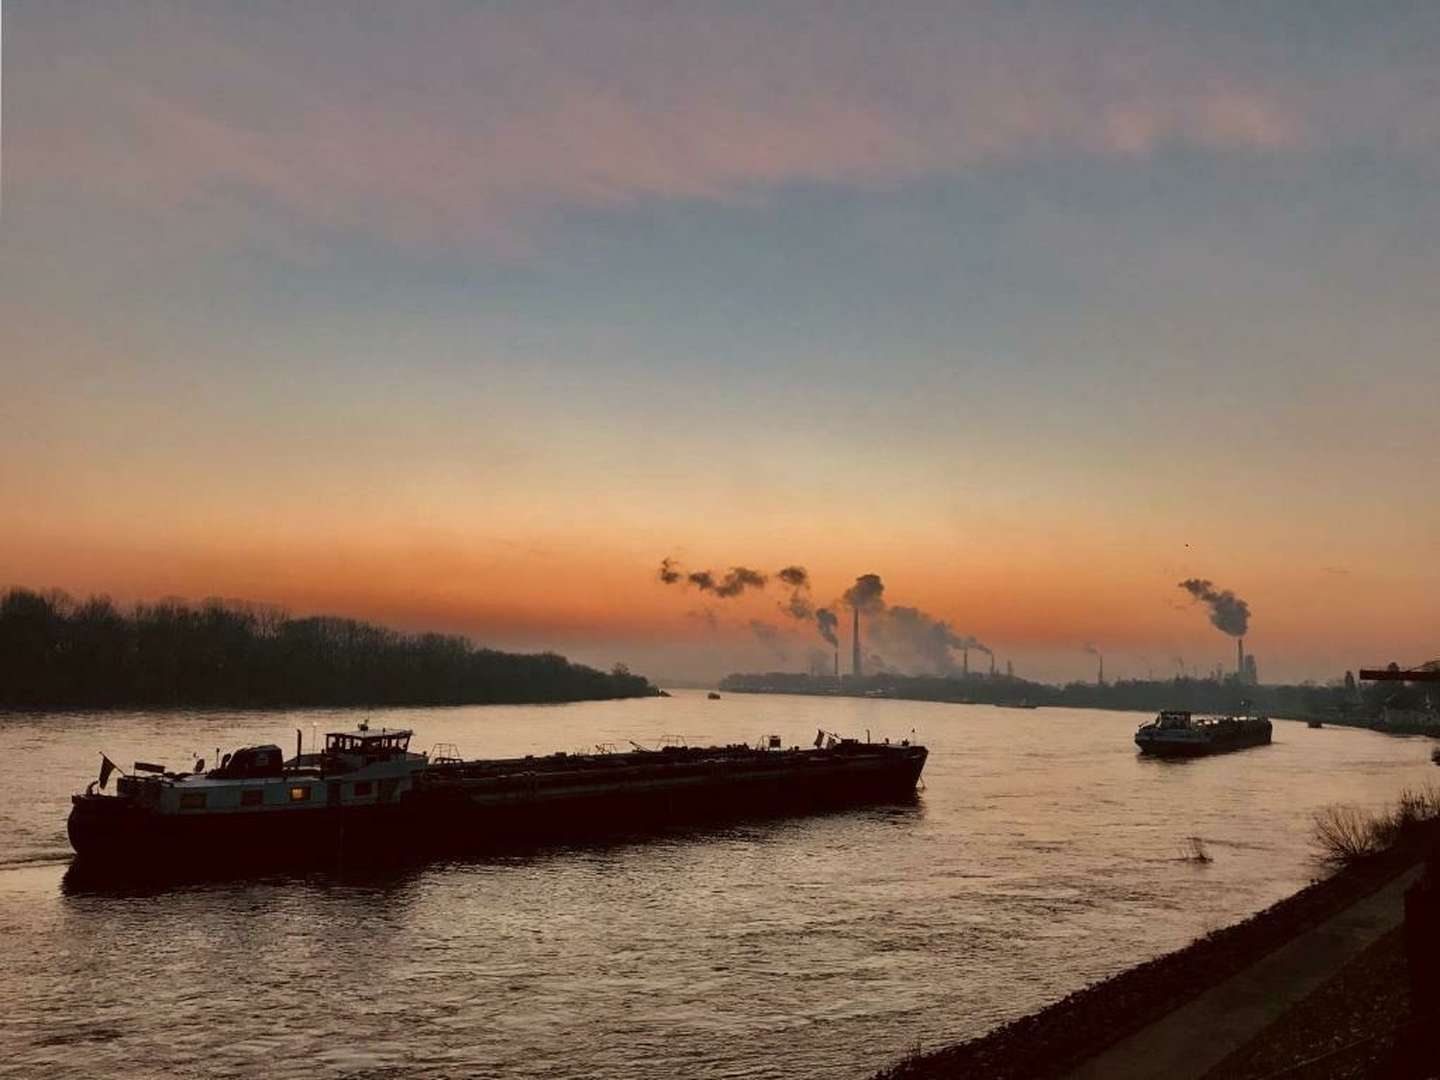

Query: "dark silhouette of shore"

xmin=0 ymin=587 xmax=659 ymax=710
xmin=718 ymin=669 xmax=1439 ymax=733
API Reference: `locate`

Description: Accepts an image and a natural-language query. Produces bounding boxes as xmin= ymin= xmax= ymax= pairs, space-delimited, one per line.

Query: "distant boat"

xmin=1307 ymin=718 xmax=1323 ymax=729
xmin=707 ymin=691 xmax=721 ymax=700
xmin=1135 ymin=710 xmax=1272 ymax=758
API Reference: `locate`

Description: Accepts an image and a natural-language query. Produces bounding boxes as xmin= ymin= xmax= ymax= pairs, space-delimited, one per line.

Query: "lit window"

xmin=179 ymin=792 xmax=207 ymax=810
xmin=241 ymin=789 xmax=263 ymax=807
xmin=289 ymin=785 xmax=311 ymax=802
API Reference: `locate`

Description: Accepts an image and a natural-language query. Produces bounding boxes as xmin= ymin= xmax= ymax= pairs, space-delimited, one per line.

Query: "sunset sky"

xmin=3 ymin=1 xmax=1438 ymax=683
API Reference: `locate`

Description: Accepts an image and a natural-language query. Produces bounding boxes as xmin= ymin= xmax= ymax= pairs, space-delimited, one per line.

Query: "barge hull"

xmin=68 ymin=746 xmax=927 ymax=867
xmin=1134 ymin=728 xmax=1272 ymax=758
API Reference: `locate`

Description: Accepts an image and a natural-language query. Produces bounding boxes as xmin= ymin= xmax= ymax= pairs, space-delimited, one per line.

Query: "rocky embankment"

xmin=875 ymin=833 xmax=1436 ymax=1080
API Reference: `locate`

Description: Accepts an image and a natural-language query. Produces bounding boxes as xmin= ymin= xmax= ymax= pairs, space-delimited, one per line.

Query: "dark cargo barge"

xmin=68 ymin=725 xmax=928 ymax=867
xmin=1134 ymin=709 xmax=1272 ymax=758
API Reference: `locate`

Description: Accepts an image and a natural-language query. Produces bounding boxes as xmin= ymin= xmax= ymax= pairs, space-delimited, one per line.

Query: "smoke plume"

xmin=777 ymin=565 xmax=814 ymax=620
xmin=881 ymin=606 xmax=989 ymax=674
xmin=712 ymin=567 xmax=767 ymax=598
xmin=958 ymin=635 xmax=992 ymax=657
xmin=657 ymin=558 xmax=990 ymax=676
xmin=1083 ymin=642 xmax=1101 ymax=656
xmin=1178 ymin=578 xmax=1251 ymax=637
xmin=657 ymin=557 xmax=769 ymax=600
xmin=777 ymin=566 xmax=809 ymax=589
xmin=831 ymin=573 xmax=988 ymax=675
xmin=843 ymin=573 xmax=885 ymax=612
xmin=783 ymin=593 xmax=814 ymax=620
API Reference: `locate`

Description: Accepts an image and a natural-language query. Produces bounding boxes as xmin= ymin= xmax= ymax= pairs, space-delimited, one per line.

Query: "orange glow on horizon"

xmin=5 ymin=518 xmax=1436 ymax=683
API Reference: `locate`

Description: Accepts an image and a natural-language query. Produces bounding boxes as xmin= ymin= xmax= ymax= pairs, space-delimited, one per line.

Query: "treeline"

xmin=717 ymin=668 xmax=1436 ymax=723
xmin=0 ymin=588 xmax=659 ymax=710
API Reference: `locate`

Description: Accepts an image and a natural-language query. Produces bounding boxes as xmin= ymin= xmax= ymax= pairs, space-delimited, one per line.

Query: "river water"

xmin=1 ymin=693 xmax=1434 ymax=1079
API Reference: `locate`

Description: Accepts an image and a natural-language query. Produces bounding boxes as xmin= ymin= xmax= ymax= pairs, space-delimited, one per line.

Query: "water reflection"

xmin=60 ymin=796 xmax=925 ymax=896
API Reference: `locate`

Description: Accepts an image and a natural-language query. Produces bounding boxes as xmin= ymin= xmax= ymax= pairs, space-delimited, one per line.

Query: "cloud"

xmin=9 ymin=2 xmax=1328 ymax=252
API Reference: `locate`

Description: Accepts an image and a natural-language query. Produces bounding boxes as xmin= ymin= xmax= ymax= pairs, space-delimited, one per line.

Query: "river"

xmin=1 ymin=692 xmax=1434 ymax=1079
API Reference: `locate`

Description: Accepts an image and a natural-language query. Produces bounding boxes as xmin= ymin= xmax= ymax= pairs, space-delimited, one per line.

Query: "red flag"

xmin=98 ymin=755 xmax=116 ymax=790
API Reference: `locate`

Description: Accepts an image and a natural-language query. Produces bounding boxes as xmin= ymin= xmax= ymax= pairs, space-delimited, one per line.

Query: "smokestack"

xmin=989 ymin=653 xmax=996 ymax=676
xmin=852 ymin=605 xmax=862 ymax=678
xmin=963 ymin=647 xmax=969 ymax=677
xmin=833 ymin=650 xmax=839 ymax=678
xmin=1098 ymin=655 xmax=1104 ymax=686
xmin=1237 ymin=638 xmax=1245 ymax=681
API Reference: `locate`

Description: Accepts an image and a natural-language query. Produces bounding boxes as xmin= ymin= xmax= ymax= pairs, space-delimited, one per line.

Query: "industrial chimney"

xmin=1098 ymin=655 xmax=1104 ymax=686
xmin=833 ymin=650 xmax=839 ymax=678
xmin=1237 ymin=638 xmax=1245 ymax=682
xmin=852 ymin=606 xmax=862 ymax=678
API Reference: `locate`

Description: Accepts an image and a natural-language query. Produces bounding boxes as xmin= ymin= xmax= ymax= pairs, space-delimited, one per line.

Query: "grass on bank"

xmin=1312 ymin=785 xmax=1440 ymax=866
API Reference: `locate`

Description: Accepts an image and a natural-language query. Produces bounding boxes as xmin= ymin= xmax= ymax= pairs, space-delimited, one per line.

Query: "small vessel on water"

xmin=707 ymin=691 xmax=722 ymax=700
xmin=1134 ymin=710 xmax=1272 ymax=758
xmin=68 ymin=724 xmax=927 ymax=868
xmin=1308 ymin=718 xmax=1324 ymax=729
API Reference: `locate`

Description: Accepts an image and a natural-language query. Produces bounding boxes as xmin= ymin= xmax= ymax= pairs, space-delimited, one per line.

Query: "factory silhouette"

xmin=660 ymin=557 xmax=1265 ymax=690
xmin=808 ymin=596 xmax=1258 ymax=689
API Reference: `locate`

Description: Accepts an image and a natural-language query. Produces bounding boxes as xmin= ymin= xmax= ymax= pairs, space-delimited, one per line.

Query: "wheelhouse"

xmin=1153 ymin=710 xmax=1193 ymax=730
xmin=324 ymin=727 xmax=413 ymax=761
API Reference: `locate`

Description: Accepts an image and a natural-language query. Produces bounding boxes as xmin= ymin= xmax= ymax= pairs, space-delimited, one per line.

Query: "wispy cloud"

xmin=13 ymin=2 xmax=1422 ymax=252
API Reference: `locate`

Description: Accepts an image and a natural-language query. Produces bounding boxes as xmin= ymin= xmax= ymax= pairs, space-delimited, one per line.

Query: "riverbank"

xmin=719 ymin=674 xmax=1439 ymax=742
xmin=1199 ymin=925 xmax=1412 ymax=1077
xmin=0 ymin=586 xmax=662 ymax=709
xmin=1303 ymin=714 xmax=1440 ymax=739
xmin=875 ymin=826 xmax=1438 ymax=1080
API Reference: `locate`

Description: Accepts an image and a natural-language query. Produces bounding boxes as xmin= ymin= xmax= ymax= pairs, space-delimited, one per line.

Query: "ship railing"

xmin=429 ymin=742 xmax=463 ymax=765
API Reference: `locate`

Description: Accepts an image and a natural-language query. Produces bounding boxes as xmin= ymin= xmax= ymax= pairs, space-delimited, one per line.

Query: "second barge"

xmin=1134 ymin=710 xmax=1272 ymax=758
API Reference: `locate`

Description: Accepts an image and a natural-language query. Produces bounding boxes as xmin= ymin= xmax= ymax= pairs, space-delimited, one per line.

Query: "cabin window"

xmin=353 ymin=781 xmax=373 ymax=797
xmin=179 ymin=792 xmax=207 ymax=810
xmin=241 ymin=789 xmax=264 ymax=807
xmin=289 ymin=785 xmax=312 ymax=803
